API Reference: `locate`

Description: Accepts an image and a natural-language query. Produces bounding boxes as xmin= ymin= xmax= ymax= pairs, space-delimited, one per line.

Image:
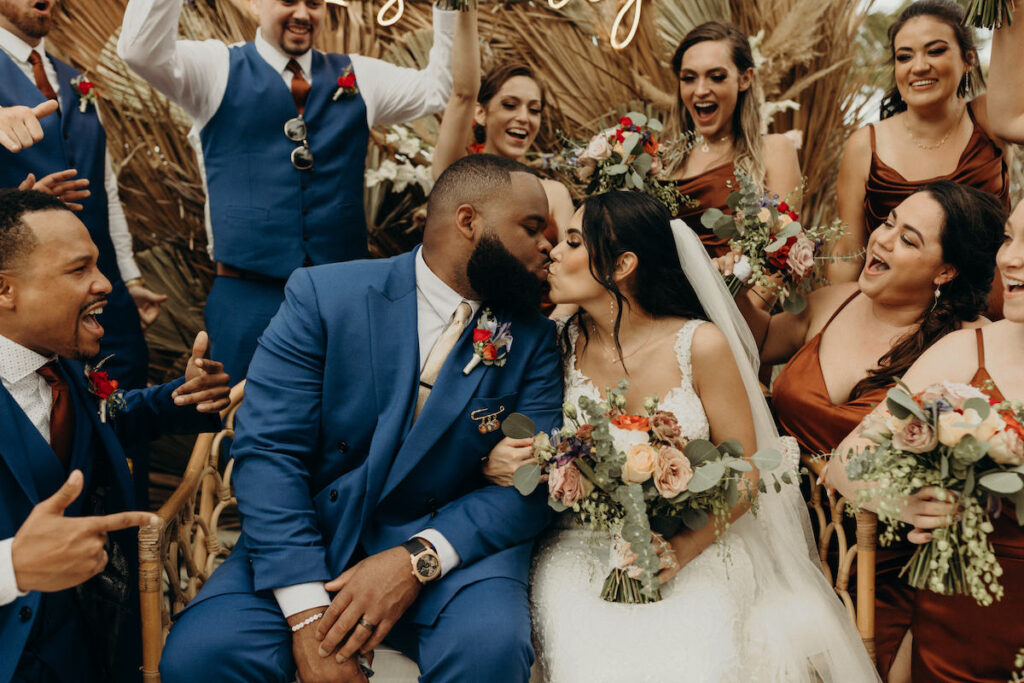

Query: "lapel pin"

xmin=471 ymin=406 xmax=505 ymax=434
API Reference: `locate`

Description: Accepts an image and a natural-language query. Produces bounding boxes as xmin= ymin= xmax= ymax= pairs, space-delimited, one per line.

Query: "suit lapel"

xmin=0 ymin=386 xmax=47 ymax=503
xmin=51 ymin=58 xmax=78 ymax=138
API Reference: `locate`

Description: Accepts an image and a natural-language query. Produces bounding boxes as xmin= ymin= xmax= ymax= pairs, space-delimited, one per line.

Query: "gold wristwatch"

xmin=401 ymin=538 xmax=441 ymax=583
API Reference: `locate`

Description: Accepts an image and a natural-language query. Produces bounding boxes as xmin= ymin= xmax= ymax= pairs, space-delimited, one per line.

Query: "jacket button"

xmin=301 ymin=182 xmax=307 ymax=190
xmin=18 ymin=606 xmax=31 ymax=622
xmin=302 ymin=233 xmax=310 ymax=241
xmin=329 ymin=489 xmax=338 ymax=503
xmin=302 ymin=208 xmax=309 ymax=216
xmin=337 ymin=440 xmax=348 ymax=453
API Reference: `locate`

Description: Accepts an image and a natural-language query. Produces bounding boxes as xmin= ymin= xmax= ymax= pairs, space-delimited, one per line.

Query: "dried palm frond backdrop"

xmin=44 ymin=0 xmax=876 ymax=503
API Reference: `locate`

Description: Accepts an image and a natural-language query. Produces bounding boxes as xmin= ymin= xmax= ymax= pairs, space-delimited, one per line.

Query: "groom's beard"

xmin=467 ymin=233 xmax=544 ymax=317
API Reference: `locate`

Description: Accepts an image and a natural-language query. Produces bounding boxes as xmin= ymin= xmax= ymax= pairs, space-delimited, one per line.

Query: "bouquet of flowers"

xmin=846 ymin=381 xmax=1024 ymax=605
xmin=700 ymin=170 xmax=843 ymax=314
xmin=506 ymin=381 xmax=786 ymax=603
xmin=365 ymin=124 xmax=435 ymax=195
xmin=961 ymin=0 xmax=1015 ymax=28
xmin=558 ymin=112 xmax=693 ymax=214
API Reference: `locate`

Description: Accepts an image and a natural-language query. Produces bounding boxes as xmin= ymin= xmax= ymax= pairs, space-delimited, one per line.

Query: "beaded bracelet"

xmin=290 ymin=611 xmax=326 ymax=633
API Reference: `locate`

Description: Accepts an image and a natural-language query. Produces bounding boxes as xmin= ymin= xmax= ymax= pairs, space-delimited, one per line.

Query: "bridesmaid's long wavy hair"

xmin=879 ymin=0 xmax=985 ymax=120
xmin=561 ymin=192 xmax=707 ymax=372
xmin=850 ymin=181 xmax=1006 ymax=399
xmin=664 ymin=21 xmax=766 ymax=187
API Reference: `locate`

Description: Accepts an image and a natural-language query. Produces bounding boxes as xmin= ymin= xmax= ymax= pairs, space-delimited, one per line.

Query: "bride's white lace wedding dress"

xmin=529 ymin=319 xmax=880 ymax=683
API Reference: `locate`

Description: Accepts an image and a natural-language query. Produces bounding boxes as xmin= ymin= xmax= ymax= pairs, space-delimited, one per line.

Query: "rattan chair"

xmin=802 ymin=454 xmax=879 ymax=663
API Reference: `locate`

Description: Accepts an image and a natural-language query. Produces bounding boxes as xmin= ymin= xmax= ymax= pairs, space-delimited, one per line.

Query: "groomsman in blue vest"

xmin=119 ymin=0 xmax=469 ymax=382
xmin=159 ymin=155 xmax=561 ymax=682
xmin=0 ymin=189 xmax=231 ymax=682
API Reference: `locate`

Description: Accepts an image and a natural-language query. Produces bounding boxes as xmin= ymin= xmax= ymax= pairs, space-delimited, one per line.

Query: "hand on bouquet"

xmin=899 ymin=486 xmax=958 ymax=544
xmin=712 ymin=250 xmax=743 ymax=278
xmin=482 ymin=436 xmax=538 ymax=487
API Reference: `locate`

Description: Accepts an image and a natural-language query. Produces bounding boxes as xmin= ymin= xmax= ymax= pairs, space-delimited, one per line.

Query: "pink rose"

xmin=622 ymin=443 xmax=658 ymax=484
xmin=653 ymin=446 xmax=693 ymax=498
xmin=584 ymin=134 xmax=612 ymax=161
xmin=548 ymin=462 xmax=593 ymax=506
xmin=786 ymin=233 xmax=815 ymax=279
xmin=650 ymin=411 xmax=682 ymax=444
xmin=891 ymin=418 xmax=938 ymax=453
xmin=988 ymin=429 xmax=1024 ymax=466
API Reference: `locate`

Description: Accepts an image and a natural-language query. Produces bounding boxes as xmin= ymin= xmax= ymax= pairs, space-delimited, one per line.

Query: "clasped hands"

xmin=290 ymin=546 xmax=421 ymax=683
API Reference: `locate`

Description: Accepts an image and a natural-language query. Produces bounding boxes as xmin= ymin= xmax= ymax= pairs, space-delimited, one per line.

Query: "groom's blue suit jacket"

xmin=0 ymin=360 xmax=217 ymax=682
xmin=193 ymin=249 xmax=562 ymax=625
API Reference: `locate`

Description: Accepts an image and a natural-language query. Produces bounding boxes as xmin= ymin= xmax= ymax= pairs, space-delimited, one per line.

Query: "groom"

xmin=160 ymin=154 xmax=562 ymax=683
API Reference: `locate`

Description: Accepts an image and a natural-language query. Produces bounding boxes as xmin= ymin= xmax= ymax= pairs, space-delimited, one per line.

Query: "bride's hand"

xmin=482 ymin=437 xmax=536 ymax=487
xmin=653 ymin=531 xmax=701 ymax=585
xmin=712 ymin=250 xmax=742 ymax=277
xmin=898 ymin=486 xmax=958 ymax=544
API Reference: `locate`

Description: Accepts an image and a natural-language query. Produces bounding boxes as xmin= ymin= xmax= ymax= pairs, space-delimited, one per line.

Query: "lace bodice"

xmin=561 ymin=318 xmax=711 ymax=443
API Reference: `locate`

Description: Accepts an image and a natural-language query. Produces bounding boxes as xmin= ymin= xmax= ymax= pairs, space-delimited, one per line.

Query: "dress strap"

xmin=868 ymin=123 xmax=877 ymax=154
xmin=821 ymin=291 xmax=861 ymax=332
xmin=975 ymin=327 xmax=986 ymax=369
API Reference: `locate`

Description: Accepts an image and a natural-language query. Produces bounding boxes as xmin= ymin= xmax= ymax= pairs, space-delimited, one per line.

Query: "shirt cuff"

xmin=414 ymin=529 xmax=460 ymax=578
xmin=0 ymin=538 xmax=28 ymax=607
xmin=272 ymin=581 xmax=331 ymax=619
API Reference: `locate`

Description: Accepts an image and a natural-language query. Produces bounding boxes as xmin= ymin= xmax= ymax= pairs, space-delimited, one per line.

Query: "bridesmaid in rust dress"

xmin=829 ymin=199 xmax=1024 ymax=683
xmin=831 ymin=0 xmax=1022 ymax=285
xmin=735 ymin=182 xmax=1005 ymax=681
xmin=663 ymin=22 xmax=801 ymax=259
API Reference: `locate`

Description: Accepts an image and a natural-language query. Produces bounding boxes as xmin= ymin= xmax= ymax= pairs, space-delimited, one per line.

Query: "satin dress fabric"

xmin=672 ymin=161 xmax=737 ymax=259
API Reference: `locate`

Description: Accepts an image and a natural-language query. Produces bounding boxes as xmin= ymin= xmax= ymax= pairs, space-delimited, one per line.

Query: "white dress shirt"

xmin=117 ymin=0 xmax=455 ymax=255
xmin=0 ymin=28 xmax=142 ymax=283
xmin=0 ymin=333 xmax=57 ymax=607
xmin=273 ymin=251 xmax=479 ymax=618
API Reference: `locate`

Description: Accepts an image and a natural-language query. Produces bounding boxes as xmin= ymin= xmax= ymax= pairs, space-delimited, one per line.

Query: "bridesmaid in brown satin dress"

xmin=662 ymin=22 xmax=801 ymax=259
xmin=735 ymin=182 xmax=1006 ymax=681
xmin=829 ymin=199 xmax=1024 ymax=683
xmin=831 ymin=0 xmax=1023 ymax=285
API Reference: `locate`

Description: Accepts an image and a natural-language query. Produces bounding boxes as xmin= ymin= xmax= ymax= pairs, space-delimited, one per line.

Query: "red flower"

xmin=777 ymin=201 xmax=789 ymax=213
xmin=611 ymin=414 xmax=650 ymax=431
xmin=614 ymin=129 xmax=625 ymax=143
xmin=482 ymin=342 xmax=498 ymax=361
xmin=1001 ymin=411 xmax=1024 ymax=441
xmin=338 ymin=74 xmax=356 ymax=89
xmin=787 ymin=210 xmax=799 ymax=221
xmin=767 ymin=235 xmax=798 ymax=270
xmin=467 ymin=142 xmax=485 ymax=154
xmin=473 ymin=328 xmax=493 ymax=343
xmin=618 ymin=116 xmax=633 ymax=128
xmin=89 ymin=371 xmax=118 ymax=400
xmin=76 ymin=80 xmax=95 ymax=95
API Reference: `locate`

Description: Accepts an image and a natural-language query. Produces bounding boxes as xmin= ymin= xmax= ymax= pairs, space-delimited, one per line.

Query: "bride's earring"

xmin=930 ymin=285 xmax=941 ymax=313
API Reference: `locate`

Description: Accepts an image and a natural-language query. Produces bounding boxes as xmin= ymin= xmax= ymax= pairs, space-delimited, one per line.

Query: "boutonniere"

xmin=84 ymin=356 xmax=125 ymax=422
xmin=332 ymin=67 xmax=358 ymax=101
xmin=462 ymin=308 xmax=512 ymax=375
xmin=70 ymin=75 xmax=97 ymax=113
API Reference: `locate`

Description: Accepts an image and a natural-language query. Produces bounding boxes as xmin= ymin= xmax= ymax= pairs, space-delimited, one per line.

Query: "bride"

xmin=484 ymin=191 xmax=879 ymax=682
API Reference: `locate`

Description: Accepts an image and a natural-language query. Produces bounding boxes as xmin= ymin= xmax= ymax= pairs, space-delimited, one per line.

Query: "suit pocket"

xmin=466 ymin=392 xmax=517 ymax=436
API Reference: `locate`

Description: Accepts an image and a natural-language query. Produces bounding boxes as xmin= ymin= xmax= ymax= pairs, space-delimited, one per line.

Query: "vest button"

xmin=301 ymin=182 xmax=308 ymax=190
xmin=302 ymin=233 xmax=310 ymax=241
xmin=18 ymin=606 xmax=31 ymax=622
xmin=302 ymin=208 xmax=309 ymax=216
xmin=337 ymin=440 xmax=348 ymax=453
xmin=329 ymin=489 xmax=339 ymax=503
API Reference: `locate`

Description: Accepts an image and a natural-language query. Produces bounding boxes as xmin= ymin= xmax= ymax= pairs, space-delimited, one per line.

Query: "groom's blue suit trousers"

xmin=160 ymin=576 xmax=533 ymax=682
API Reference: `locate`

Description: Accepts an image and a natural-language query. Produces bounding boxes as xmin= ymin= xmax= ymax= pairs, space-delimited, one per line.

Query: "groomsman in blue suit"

xmin=119 ymin=0 xmax=466 ymax=382
xmin=160 ymin=155 xmax=563 ymax=683
xmin=0 ymin=190 xmax=231 ymax=682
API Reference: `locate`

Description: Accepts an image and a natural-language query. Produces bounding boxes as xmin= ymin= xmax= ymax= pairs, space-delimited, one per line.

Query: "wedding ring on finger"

xmin=358 ymin=617 xmax=378 ymax=633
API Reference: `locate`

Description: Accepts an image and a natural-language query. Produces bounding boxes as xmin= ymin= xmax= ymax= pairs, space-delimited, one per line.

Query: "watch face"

xmin=416 ymin=554 xmax=441 ymax=578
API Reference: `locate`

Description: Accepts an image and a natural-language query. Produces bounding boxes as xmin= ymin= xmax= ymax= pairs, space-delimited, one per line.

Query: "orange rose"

xmin=643 ymin=137 xmax=658 ymax=155
xmin=611 ymin=414 xmax=650 ymax=432
xmin=482 ymin=343 xmax=498 ymax=361
xmin=622 ymin=443 xmax=657 ymax=483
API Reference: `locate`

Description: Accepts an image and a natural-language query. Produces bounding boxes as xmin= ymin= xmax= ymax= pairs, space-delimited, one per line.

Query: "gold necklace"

xmin=590 ymin=321 xmax=663 ymax=365
xmin=902 ymin=108 xmax=965 ymax=151
xmin=699 ymin=133 xmax=731 ymax=154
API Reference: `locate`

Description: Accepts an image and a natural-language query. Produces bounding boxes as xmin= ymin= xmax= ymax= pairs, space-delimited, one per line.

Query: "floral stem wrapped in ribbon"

xmin=435 ymin=0 xmax=477 ymax=10
xmin=505 ymin=380 xmax=785 ymax=602
xmin=846 ymin=381 xmax=1024 ymax=605
xmin=462 ymin=307 xmax=512 ymax=375
xmin=962 ymin=0 xmax=1015 ymax=28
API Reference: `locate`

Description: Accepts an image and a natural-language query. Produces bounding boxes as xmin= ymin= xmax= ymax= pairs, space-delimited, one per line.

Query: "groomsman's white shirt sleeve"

xmin=0 ymin=334 xmax=58 ymax=606
xmin=0 ymin=29 xmax=142 ymax=283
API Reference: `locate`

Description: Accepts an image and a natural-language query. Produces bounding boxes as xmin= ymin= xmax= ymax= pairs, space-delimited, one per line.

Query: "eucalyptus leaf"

xmin=631 ymin=171 xmax=645 ymax=190
xmin=680 ymin=507 xmax=709 ymax=530
xmin=688 ymin=460 xmax=726 ymax=493
xmin=963 ymin=466 xmax=976 ymax=499
xmin=726 ymin=191 xmax=741 ymax=211
xmin=725 ymin=480 xmax=740 ymax=508
xmin=940 ymin=454 xmax=949 ymax=479
xmin=684 ymin=439 xmax=719 ymax=467
xmin=621 ymin=132 xmax=641 ymax=156
xmin=548 ymin=498 xmax=568 ymax=512
xmin=701 ymin=208 xmax=725 ymax=230
xmin=624 ymin=112 xmax=647 ymax=126
xmin=776 ymin=222 xmax=801 ymax=240
xmin=782 ymin=292 xmax=807 ymax=315
xmin=647 ymin=118 xmax=663 ymax=132
xmin=758 ymin=479 xmax=768 ymax=494
xmin=1012 ymin=489 xmax=1024 ymax=525
xmin=885 ymin=387 xmax=927 ymax=422
xmin=605 ymin=163 xmax=628 ymax=176
xmin=953 ymin=435 xmax=987 ymax=465
xmin=719 ymin=438 xmax=744 ymax=458
xmin=726 ymin=458 xmax=753 ymax=472
xmin=713 ymin=216 xmax=739 ymax=240
xmin=978 ymin=471 xmax=1024 ymax=495
xmin=773 ymin=478 xmax=782 ymax=493
xmin=751 ymin=447 xmax=782 ymax=473
xmin=502 ymin=412 xmax=536 ymax=439
xmin=513 ymin=464 xmax=542 ymax=496
xmin=632 ymin=153 xmax=652 ymax=177
xmin=765 ymin=237 xmax=787 ymax=253
xmin=781 ymin=471 xmax=793 ymax=485
xmin=963 ymin=397 xmax=991 ymax=420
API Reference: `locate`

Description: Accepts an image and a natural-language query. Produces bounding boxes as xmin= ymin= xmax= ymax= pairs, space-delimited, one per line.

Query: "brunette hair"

xmin=664 ymin=21 xmax=766 ymax=185
xmin=472 ymin=62 xmax=547 ymax=145
xmin=850 ymin=181 xmax=1006 ymax=399
xmin=561 ymin=192 xmax=707 ymax=372
xmin=879 ymin=0 xmax=985 ymax=119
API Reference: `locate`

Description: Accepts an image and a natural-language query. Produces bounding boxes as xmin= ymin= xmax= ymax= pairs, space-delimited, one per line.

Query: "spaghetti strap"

xmin=975 ymin=327 xmax=986 ymax=369
xmin=822 ymin=291 xmax=861 ymax=332
xmin=868 ymin=123 xmax=877 ymax=154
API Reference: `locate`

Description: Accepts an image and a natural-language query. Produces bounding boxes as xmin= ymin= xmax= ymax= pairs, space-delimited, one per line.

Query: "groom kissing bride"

xmin=159 ymin=153 xmax=564 ymax=683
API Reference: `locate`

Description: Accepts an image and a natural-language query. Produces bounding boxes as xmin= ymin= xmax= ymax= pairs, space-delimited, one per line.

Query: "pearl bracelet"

xmin=290 ymin=611 xmax=326 ymax=633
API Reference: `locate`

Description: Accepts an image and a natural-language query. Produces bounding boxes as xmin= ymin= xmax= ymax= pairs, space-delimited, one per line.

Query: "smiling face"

xmin=547 ymin=208 xmax=608 ymax=307
xmin=997 ymin=202 xmax=1024 ymax=322
xmin=859 ymin=191 xmax=956 ymax=304
xmin=0 ymin=0 xmax=56 ymax=45
xmin=478 ymin=76 xmax=543 ymax=161
xmin=677 ymin=39 xmax=751 ymax=141
xmin=253 ymin=0 xmax=324 ymax=57
xmin=892 ymin=15 xmax=972 ymax=110
xmin=0 ymin=210 xmax=110 ymax=359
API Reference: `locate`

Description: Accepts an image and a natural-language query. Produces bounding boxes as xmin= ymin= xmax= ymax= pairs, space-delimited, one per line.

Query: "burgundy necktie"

xmin=27 ymin=51 xmax=58 ymax=103
xmin=286 ymin=60 xmax=310 ymax=115
xmin=37 ymin=363 xmax=74 ymax=469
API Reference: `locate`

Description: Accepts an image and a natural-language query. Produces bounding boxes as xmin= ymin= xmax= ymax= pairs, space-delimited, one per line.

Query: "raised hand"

xmin=19 ymin=169 xmax=91 ymax=211
xmin=316 ymin=547 xmax=421 ymax=665
xmin=11 ymin=470 xmax=158 ymax=593
xmin=482 ymin=436 xmax=535 ymax=486
xmin=0 ymin=100 xmax=59 ymax=153
xmin=172 ymin=331 xmax=231 ymax=413
xmin=127 ymin=281 xmax=168 ymax=329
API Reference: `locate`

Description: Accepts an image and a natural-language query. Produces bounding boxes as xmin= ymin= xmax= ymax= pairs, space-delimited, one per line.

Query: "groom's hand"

xmin=290 ymin=608 xmax=367 ymax=683
xmin=316 ymin=547 xmax=421 ymax=664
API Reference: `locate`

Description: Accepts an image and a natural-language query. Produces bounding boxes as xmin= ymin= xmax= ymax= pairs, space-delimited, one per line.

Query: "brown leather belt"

xmin=215 ymin=262 xmax=282 ymax=282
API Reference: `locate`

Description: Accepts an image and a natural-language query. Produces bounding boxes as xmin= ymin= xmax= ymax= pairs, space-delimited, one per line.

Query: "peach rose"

xmin=622 ymin=443 xmax=658 ymax=483
xmin=988 ymin=430 xmax=1024 ymax=466
xmin=653 ymin=446 xmax=693 ymax=498
xmin=786 ymin=233 xmax=815 ymax=279
xmin=891 ymin=418 xmax=938 ymax=453
xmin=548 ymin=463 xmax=593 ymax=506
xmin=937 ymin=410 xmax=988 ymax=447
xmin=585 ymin=134 xmax=613 ymax=161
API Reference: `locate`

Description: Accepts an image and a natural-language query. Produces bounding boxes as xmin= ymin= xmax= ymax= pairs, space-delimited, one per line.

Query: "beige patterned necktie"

xmin=415 ymin=301 xmax=472 ymax=420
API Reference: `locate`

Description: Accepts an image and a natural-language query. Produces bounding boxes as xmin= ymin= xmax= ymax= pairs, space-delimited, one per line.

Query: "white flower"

xmin=584 ymin=134 xmax=612 ymax=161
xmin=732 ymin=255 xmax=752 ymax=283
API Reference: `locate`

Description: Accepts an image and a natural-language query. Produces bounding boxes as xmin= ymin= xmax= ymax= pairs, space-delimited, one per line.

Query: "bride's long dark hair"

xmin=562 ymin=192 xmax=707 ymax=370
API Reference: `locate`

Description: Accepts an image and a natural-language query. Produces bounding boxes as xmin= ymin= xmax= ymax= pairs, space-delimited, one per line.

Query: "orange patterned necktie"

xmin=286 ymin=60 xmax=310 ymax=115
xmin=37 ymin=362 xmax=74 ymax=468
xmin=27 ymin=51 xmax=58 ymax=103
